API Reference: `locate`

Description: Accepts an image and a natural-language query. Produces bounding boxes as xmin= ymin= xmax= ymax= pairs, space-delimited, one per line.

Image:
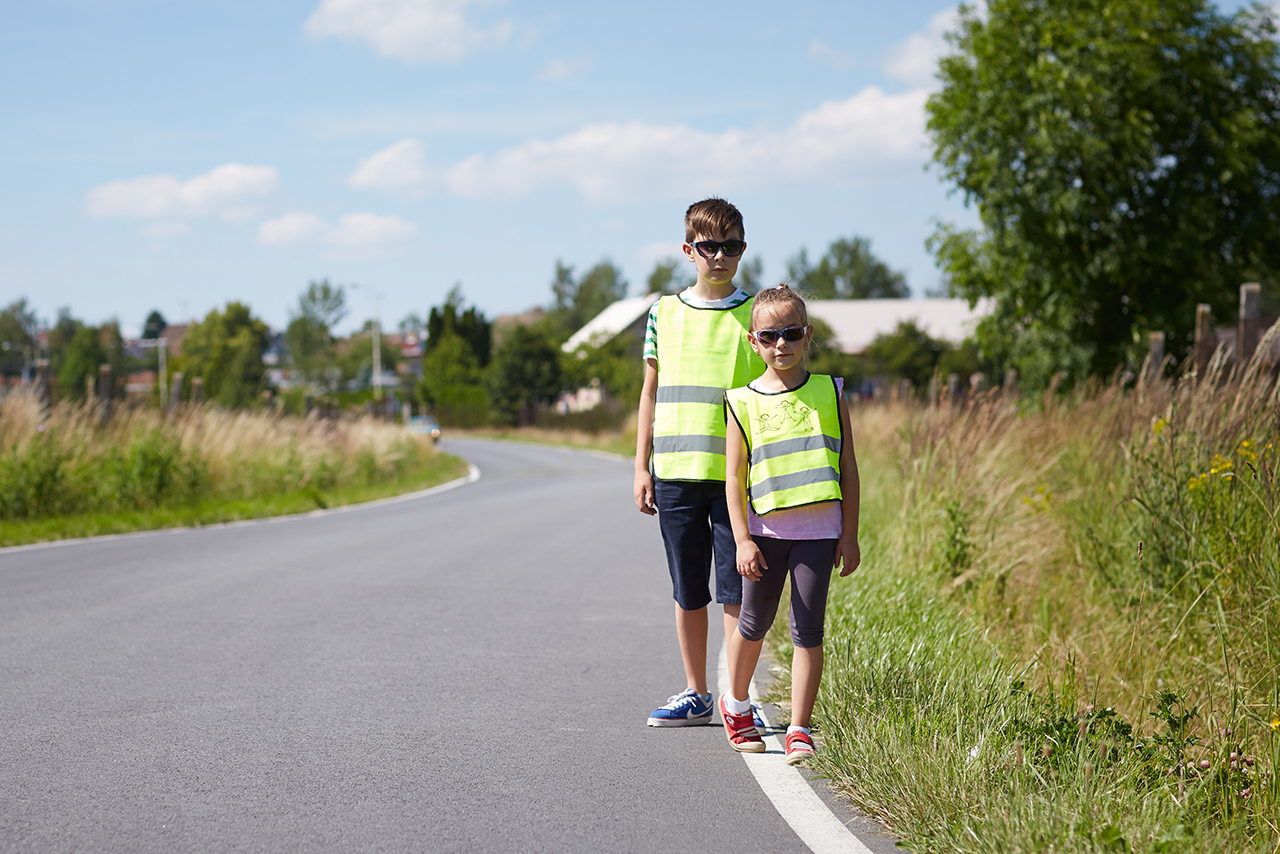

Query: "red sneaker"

xmin=785 ymin=729 xmax=815 ymax=765
xmin=719 ymin=694 xmax=765 ymax=753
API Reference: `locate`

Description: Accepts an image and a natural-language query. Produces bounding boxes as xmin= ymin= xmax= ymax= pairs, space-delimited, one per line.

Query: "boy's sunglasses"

xmin=753 ymin=325 xmax=809 ymax=345
xmin=690 ymin=239 xmax=747 ymax=259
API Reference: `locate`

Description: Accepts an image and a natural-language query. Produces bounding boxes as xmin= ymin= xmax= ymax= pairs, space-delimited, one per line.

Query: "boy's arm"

xmin=834 ymin=394 xmax=861 ymax=577
xmin=633 ymin=358 xmax=659 ymax=515
xmin=726 ymin=409 xmax=766 ymax=581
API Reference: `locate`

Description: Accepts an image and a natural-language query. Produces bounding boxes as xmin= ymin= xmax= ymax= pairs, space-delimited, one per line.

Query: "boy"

xmin=634 ymin=197 xmax=765 ymax=727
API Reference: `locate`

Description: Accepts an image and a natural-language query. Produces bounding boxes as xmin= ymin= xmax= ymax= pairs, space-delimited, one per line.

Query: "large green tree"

xmin=487 ymin=324 xmax=563 ymax=425
xmin=177 ymin=302 xmax=271 ymax=408
xmin=786 ymin=237 xmax=908 ymax=299
xmin=928 ymin=0 xmax=1280 ymax=388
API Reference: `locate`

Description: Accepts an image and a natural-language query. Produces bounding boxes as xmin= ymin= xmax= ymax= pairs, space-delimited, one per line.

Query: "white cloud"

xmin=257 ymin=211 xmax=417 ymax=258
xmin=84 ymin=163 xmax=279 ymax=220
xmin=304 ymin=0 xmax=514 ymax=64
xmin=881 ymin=6 xmax=965 ymax=88
xmin=809 ymin=40 xmax=855 ymax=70
xmin=537 ymin=56 xmax=592 ymax=82
xmin=349 ymin=139 xmax=430 ymax=192
xmin=142 ymin=221 xmax=191 ymax=240
xmin=431 ymin=86 xmax=928 ymax=202
xmin=256 ymin=212 xmax=327 ymax=246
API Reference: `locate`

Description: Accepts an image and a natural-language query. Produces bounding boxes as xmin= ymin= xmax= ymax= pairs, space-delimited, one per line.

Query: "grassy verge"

xmin=1 ymin=391 xmax=470 ymax=548
xmin=764 ymin=360 xmax=1280 ymax=851
xmin=0 ymin=452 xmax=469 ymax=547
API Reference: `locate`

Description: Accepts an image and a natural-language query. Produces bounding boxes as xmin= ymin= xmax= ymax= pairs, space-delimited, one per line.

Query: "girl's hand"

xmin=834 ymin=535 xmax=861 ymax=577
xmin=736 ymin=540 xmax=767 ymax=581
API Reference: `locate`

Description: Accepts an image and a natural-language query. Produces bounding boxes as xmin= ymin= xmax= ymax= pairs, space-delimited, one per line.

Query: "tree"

xmin=865 ymin=321 xmax=950 ymax=390
xmin=426 ymin=285 xmax=492 ymax=366
xmin=736 ymin=256 xmax=764 ymax=294
xmin=177 ymin=302 xmax=271 ymax=408
xmin=487 ymin=324 xmax=563 ymax=425
xmin=417 ymin=330 xmax=488 ymax=426
xmin=57 ymin=326 xmax=105 ymax=400
xmin=928 ymin=0 xmax=1280 ymax=388
xmin=786 ymin=238 xmax=908 ymax=299
xmin=285 ymin=280 xmax=346 ymax=384
xmin=646 ymin=259 xmax=687 ymax=295
xmin=545 ymin=260 xmax=628 ymax=339
xmin=0 ymin=299 xmax=37 ymax=376
xmin=141 ymin=310 xmax=167 ymax=340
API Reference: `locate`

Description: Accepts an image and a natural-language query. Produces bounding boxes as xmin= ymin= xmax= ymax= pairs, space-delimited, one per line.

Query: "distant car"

xmin=406 ymin=415 xmax=442 ymax=443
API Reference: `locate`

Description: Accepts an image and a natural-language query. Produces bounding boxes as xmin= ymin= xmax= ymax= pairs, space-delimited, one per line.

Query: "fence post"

xmin=970 ymin=372 xmax=988 ymax=395
xmin=35 ymin=358 xmax=50 ymax=406
xmin=1238 ymin=282 xmax=1262 ymax=364
xmin=1194 ymin=304 xmax=1214 ymax=376
xmin=946 ymin=373 xmax=960 ymax=406
xmin=169 ymin=372 xmax=183 ymax=414
xmin=1002 ymin=368 xmax=1019 ymax=401
xmin=1146 ymin=331 xmax=1166 ymax=380
xmin=191 ymin=376 xmax=203 ymax=405
xmin=97 ymin=364 xmax=113 ymax=425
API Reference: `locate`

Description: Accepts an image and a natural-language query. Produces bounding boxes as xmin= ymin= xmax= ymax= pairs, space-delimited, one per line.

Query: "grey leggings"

xmin=737 ymin=537 xmax=836 ymax=649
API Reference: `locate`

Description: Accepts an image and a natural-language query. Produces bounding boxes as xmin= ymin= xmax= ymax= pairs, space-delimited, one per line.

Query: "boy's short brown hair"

xmin=684 ymin=197 xmax=744 ymax=243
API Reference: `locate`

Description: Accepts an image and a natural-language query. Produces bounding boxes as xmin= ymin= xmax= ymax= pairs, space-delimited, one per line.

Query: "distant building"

xmin=807 ymin=298 xmax=991 ymax=354
xmin=561 ymin=294 xmax=661 ymax=353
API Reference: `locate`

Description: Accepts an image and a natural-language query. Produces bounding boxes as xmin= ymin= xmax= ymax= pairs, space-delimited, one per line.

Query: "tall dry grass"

xmin=798 ymin=340 xmax=1280 ymax=852
xmin=0 ymin=391 xmax=442 ymax=521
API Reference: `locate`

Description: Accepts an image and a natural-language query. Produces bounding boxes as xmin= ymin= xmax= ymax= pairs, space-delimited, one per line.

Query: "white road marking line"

xmin=0 ymin=465 xmax=481 ymax=555
xmin=717 ymin=641 xmax=875 ymax=854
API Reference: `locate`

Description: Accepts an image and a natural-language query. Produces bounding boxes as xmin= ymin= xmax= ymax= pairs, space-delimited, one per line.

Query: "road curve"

xmin=1 ymin=438 xmax=894 ymax=854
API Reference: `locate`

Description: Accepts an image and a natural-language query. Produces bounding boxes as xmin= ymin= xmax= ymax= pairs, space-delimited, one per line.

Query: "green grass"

xmin=0 ymin=452 xmax=469 ymax=547
xmin=761 ymin=379 xmax=1280 ymax=853
xmin=450 ymin=425 xmax=637 ymax=458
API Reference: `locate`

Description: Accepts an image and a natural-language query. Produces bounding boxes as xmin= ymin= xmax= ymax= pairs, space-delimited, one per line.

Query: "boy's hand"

xmin=736 ymin=540 xmax=766 ymax=581
xmin=634 ymin=470 xmax=656 ymax=515
xmin=834 ymin=535 xmax=861 ymax=577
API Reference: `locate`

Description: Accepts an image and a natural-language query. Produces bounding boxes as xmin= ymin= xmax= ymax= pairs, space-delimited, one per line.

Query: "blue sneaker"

xmin=647 ymin=689 xmax=714 ymax=727
xmin=751 ymin=701 xmax=768 ymax=733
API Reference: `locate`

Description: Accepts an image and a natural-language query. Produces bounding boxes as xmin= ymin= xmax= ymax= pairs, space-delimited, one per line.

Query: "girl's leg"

xmin=786 ymin=539 xmax=837 ymax=728
xmin=730 ymin=537 xmax=790 ymax=702
xmin=789 ymin=645 xmax=823 ymax=728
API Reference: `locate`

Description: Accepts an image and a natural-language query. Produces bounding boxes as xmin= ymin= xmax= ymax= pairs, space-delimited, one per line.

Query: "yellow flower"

xmin=1238 ymin=439 xmax=1259 ymax=462
xmin=1209 ymin=454 xmax=1233 ymax=475
xmin=1187 ymin=473 xmax=1209 ymax=491
xmin=1271 ymin=715 xmax=1280 ymax=732
xmin=1152 ymin=417 xmax=1169 ymax=436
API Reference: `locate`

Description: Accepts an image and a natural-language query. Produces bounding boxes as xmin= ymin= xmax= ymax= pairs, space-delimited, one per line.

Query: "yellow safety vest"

xmin=724 ymin=374 xmax=843 ymax=515
xmin=652 ymin=294 xmax=763 ymax=481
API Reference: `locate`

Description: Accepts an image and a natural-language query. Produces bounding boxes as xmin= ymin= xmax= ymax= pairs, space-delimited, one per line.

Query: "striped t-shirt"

xmin=641 ymin=287 xmax=751 ymax=367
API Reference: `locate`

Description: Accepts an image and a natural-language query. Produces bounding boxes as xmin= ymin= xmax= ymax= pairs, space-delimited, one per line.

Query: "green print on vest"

xmin=725 ymin=374 xmax=843 ymax=515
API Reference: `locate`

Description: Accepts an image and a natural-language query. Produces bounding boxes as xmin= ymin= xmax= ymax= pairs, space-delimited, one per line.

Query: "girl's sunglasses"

xmin=753 ymin=325 xmax=809 ymax=345
xmin=690 ymin=239 xmax=747 ymax=258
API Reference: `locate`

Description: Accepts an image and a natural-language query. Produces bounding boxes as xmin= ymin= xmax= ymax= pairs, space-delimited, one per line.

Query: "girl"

xmin=720 ymin=284 xmax=861 ymax=763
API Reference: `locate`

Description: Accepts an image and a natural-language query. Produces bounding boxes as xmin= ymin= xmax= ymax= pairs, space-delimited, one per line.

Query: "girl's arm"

xmin=725 ymin=414 xmax=767 ymax=581
xmin=633 ymin=359 xmax=659 ymax=515
xmin=834 ymin=394 xmax=861 ymax=577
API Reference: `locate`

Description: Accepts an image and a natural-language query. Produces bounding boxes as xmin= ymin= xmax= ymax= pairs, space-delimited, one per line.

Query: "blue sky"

xmin=1 ymin=0 xmax=1268 ymax=336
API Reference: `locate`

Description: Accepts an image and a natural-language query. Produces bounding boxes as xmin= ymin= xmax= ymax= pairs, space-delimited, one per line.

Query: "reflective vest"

xmin=652 ymin=294 xmax=763 ymax=481
xmin=724 ymin=374 xmax=843 ymax=515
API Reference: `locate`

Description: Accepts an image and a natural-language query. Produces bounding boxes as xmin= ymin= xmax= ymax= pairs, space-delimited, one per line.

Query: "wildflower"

xmin=1187 ymin=473 xmax=1209 ymax=491
xmin=1152 ymin=416 xmax=1169 ymax=436
xmin=1209 ymin=454 xmax=1234 ymax=477
xmin=1238 ymin=439 xmax=1259 ymax=462
xmin=1271 ymin=715 xmax=1279 ymax=732
xmin=1200 ymin=759 xmax=1211 ymax=769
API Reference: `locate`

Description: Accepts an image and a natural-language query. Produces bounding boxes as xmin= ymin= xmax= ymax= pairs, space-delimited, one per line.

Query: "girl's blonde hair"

xmin=750 ymin=283 xmax=809 ymax=330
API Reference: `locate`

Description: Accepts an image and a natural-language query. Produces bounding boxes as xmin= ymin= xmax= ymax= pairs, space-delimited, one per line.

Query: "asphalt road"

xmin=1 ymin=438 xmax=893 ymax=854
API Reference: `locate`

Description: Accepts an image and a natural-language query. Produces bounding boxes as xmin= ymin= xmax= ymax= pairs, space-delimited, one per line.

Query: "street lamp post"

xmin=351 ymin=283 xmax=383 ymax=400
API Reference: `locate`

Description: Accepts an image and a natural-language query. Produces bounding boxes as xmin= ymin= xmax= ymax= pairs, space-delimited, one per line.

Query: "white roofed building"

xmin=561 ymin=294 xmax=661 ymax=353
xmin=807 ymin=298 xmax=992 ymax=354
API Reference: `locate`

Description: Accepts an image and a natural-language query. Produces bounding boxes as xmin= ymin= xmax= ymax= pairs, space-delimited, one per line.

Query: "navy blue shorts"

xmin=654 ymin=477 xmax=742 ymax=610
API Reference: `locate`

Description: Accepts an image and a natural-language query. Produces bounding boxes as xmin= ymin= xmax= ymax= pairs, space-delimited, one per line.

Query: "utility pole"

xmin=351 ymin=283 xmax=383 ymax=400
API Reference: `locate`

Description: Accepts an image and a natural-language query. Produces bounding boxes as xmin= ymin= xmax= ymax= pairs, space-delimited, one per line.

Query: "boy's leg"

xmin=674 ymin=603 xmax=709 ymax=694
xmin=649 ymin=478 xmax=717 ymax=725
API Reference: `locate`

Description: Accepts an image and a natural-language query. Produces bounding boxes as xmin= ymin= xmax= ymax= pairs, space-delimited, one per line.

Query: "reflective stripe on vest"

xmin=652 ymin=294 xmax=763 ymax=481
xmin=725 ymin=374 xmax=842 ymax=515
